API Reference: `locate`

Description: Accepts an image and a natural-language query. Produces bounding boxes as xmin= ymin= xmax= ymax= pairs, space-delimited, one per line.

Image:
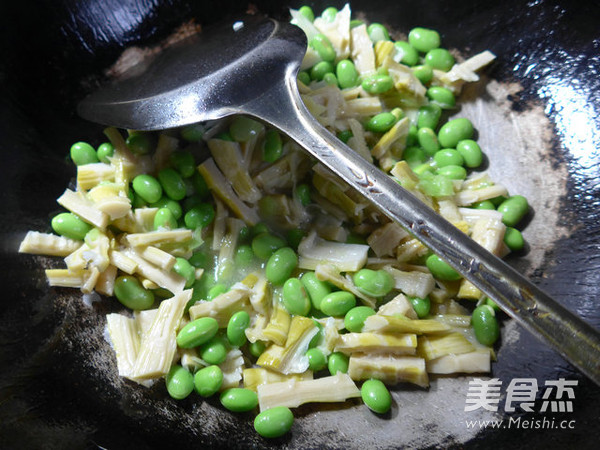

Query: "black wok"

xmin=1 ymin=0 xmax=599 ymax=448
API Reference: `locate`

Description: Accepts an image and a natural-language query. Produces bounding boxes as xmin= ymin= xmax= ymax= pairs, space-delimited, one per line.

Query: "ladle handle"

xmin=242 ymin=74 xmax=600 ymax=385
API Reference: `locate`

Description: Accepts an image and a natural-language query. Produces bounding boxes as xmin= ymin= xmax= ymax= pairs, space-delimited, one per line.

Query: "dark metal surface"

xmin=1 ymin=0 xmax=599 ymax=449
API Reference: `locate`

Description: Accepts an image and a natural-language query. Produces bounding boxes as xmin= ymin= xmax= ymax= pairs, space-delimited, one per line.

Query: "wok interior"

xmin=1 ymin=0 xmax=599 ymax=448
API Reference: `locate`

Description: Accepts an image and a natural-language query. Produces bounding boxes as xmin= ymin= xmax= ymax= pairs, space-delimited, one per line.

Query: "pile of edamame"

xmin=21 ymin=3 xmax=533 ymax=441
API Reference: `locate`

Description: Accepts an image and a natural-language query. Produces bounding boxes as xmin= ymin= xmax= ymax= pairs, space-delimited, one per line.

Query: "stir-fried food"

xmin=19 ymin=4 xmax=530 ymax=439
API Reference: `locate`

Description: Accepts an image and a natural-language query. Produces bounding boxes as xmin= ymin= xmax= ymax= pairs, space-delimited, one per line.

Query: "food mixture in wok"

xmin=19 ymin=4 xmax=529 ymax=439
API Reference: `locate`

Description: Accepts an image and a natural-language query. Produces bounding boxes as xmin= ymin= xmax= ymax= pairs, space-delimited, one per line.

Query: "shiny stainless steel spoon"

xmin=78 ymin=16 xmax=600 ymax=384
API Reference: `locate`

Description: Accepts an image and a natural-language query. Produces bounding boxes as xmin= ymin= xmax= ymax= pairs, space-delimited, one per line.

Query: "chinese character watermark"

xmin=465 ymin=378 xmax=503 ymax=412
xmin=464 ymin=377 xmax=578 ymax=413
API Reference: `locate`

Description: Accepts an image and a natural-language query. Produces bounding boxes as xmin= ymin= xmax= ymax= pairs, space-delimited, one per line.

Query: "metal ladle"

xmin=78 ymin=16 xmax=600 ymax=384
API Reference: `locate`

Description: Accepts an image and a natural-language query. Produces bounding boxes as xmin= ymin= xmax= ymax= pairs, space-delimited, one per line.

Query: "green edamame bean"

xmin=249 ymin=341 xmax=267 ymax=358
xmin=408 ymin=27 xmax=440 ymax=53
xmin=184 ymin=203 xmax=215 ymax=229
xmin=238 ymin=226 xmax=251 ymax=243
xmin=153 ymin=287 xmax=173 ymax=299
xmin=336 ymin=59 xmax=359 ymax=89
xmin=126 ymin=133 xmax=152 ymax=154
xmin=252 ymin=233 xmax=286 ymax=260
xmin=308 ymin=321 xmax=323 ymax=348
xmin=150 ymin=196 xmax=182 ymax=219
xmin=216 ymin=131 xmax=233 ymax=141
xmin=328 ymin=351 xmax=349 ymax=375
xmin=282 ymin=278 xmax=311 ymax=316
xmin=310 ymin=33 xmax=336 ymax=62
xmin=472 ymin=200 xmax=496 ymax=210
xmin=417 ymin=127 xmax=441 ymax=156
xmin=485 ymin=297 xmax=501 ymax=311
xmin=297 ymin=70 xmax=311 ymax=85
xmin=165 ymin=365 xmax=194 ymax=400
xmin=361 ymin=74 xmax=394 ymax=94
xmin=189 ymin=251 xmax=209 ymax=268
xmin=51 ymin=212 xmax=92 ymax=240
xmin=176 ymin=317 xmax=219 ymax=348
xmin=394 ymin=41 xmax=419 ymax=66
xmin=490 ymin=195 xmax=507 ymax=207
xmin=320 ymin=291 xmax=356 ymax=317
xmin=361 ymin=379 xmax=392 ymax=414
xmin=306 ymin=347 xmax=327 ymax=371
xmin=235 ymin=244 xmax=254 ymax=267
xmin=183 ymin=194 xmax=202 ymax=213
xmin=194 ymin=365 xmax=223 ymax=397
xmin=417 ymin=104 xmax=442 ymax=130
xmin=409 ymin=296 xmax=431 ymax=319
xmin=349 ymin=235 xmax=368 ymax=246
xmin=337 ymin=129 xmax=353 ymax=143
xmin=254 ymin=406 xmax=294 ymax=438
xmin=266 ymin=247 xmax=298 ymax=285
xmin=191 ymin=277 xmax=211 ymax=302
xmin=425 ymin=254 xmax=461 ymax=281
xmin=344 ymin=306 xmax=376 ymax=332
xmin=472 ymin=305 xmax=500 ymax=346
xmin=252 ymin=223 xmax=269 ymax=236
xmin=412 ymin=65 xmax=433 ymax=84
xmin=438 ymin=118 xmax=474 ymax=148
xmin=132 ymin=174 xmax=162 ymax=203
xmin=114 ymin=275 xmax=155 ymax=310
xmin=70 ymin=141 xmax=99 ymax=166
xmin=298 ymin=5 xmax=314 ymax=22
xmin=497 ymin=195 xmax=529 ymax=227
xmin=366 ymin=112 xmax=397 ymax=133
xmin=199 ymin=335 xmax=228 ymax=365
xmin=287 ymin=229 xmax=305 ymax=252
xmin=158 ymin=168 xmax=186 ymax=201
xmin=300 ymin=272 xmax=332 ymax=310
xmin=323 ymin=73 xmax=338 ymax=86
xmin=504 ymin=227 xmax=525 ymax=251
xmin=229 ymin=116 xmax=264 ymax=142
xmin=456 ymin=139 xmax=483 ymax=168
xmin=425 ymin=48 xmax=455 ymax=72
xmin=427 ymin=86 xmax=456 ymax=109
xmin=295 ymin=183 xmax=311 ymax=206
xmin=262 ymin=130 xmax=283 ymax=163
xmin=321 ymin=6 xmax=338 ymax=22
xmin=172 ymin=257 xmax=195 ymax=288
xmin=433 ymin=149 xmax=464 ymax=167
xmin=350 ymin=19 xmax=363 ymax=28
xmin=227 ymin=311 xmax=250 ymax=347
xmin=403 ymin=146 xmax=426 ymax=166
xmin=153 ymin=207 xmax=177 ymax=230
xmin=180 ymin=123 xmax=204 ymax=142
xmin=130 ymin=191 xmax=147 ymax=208
xmin=310 ymin=61 xmax=334 ymax=81
xmin=207 ymin=283 xmax=228 ymax=301
xmin=96 ymin=142 xmax=114 ymax=163
xmin=220 ymin=388 xmax=258 ymax=412
xmin=170 ymin=151 xmax=196 ymax=178
xmin=367 ymin=23 xmax=390 ymax=43
xmin=352 ymin=269 xmax=394 ymax=297
xmin=436 ymin=164 xmax=467 ymax=180
xmin=191 ymin=172 xmax=209 ymax=199
xmin=406 ymin=125 xmax=419 ymax=146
